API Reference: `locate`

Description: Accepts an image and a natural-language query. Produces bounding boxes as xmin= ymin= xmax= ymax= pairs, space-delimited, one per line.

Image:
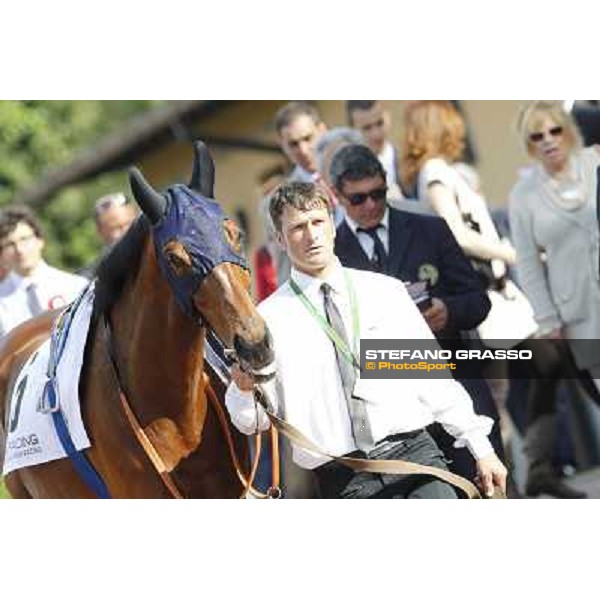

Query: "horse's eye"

xmin=166 ymin=252 xmax=190 ymax=277
xmin=167 ymin=254 xmax=186 ymax=275
xmin=162 ymin=240 xmax=193 ymax=277
xmin=223 ymin=219 xmax=244 ymax=254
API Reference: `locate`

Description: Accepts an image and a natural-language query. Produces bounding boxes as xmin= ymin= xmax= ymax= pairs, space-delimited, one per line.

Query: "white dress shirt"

xmin=225 ymin=258 xmax=493 ymax=469
xmin=0 ymin=274 xmax=17 ymax=298
xmin=0 ymin=261 xmax=88 ymax=337
xmin=343 ymin=207 xmax=390 ymax=260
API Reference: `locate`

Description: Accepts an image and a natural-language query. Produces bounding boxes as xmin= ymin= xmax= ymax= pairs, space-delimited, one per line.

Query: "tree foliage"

xmin=0 ymin=101 xmax=160 ymax=271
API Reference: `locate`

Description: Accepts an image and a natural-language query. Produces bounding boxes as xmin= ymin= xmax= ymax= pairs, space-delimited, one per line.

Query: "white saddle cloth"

xmin=2 ymin=284 xmax=95 ymax=475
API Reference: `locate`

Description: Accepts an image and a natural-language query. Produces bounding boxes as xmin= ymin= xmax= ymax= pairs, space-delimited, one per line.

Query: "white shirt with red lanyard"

xmin=0 ymin=260 xmax=88 ymax=337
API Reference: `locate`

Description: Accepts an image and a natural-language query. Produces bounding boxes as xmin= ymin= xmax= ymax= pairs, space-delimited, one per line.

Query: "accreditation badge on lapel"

xmin=418 ymin=263 xmax=439 ymax=287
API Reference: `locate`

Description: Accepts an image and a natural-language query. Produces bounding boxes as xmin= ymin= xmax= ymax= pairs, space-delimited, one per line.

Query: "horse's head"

xmin=129 ymin=142 xmax=273 ymax=375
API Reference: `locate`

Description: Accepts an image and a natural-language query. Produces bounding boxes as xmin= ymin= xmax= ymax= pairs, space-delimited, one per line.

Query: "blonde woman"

xmin=509 ymin=101 xmax=600 ymax=384
xmin=402 ymin=100 xmax=588 ymax=497
xmin=507 ymin=102 xmax=600 ymax=497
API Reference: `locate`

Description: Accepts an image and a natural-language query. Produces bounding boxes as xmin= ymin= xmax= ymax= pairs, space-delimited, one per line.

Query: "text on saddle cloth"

xmin=2 ymin=284 xmax=95 ymax=475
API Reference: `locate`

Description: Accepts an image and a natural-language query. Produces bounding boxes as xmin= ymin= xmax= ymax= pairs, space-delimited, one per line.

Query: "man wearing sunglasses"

xmin=347 ymin=101 xmax=402 ymax=197
xmin=0 ymin=206 xmax=87 ymax=337
xmin=331 ymin=144 xmax=506 ymax=483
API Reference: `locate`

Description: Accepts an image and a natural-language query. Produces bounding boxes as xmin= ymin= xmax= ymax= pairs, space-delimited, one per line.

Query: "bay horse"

xmin=0 ymin=142 xmax=274 ymax=498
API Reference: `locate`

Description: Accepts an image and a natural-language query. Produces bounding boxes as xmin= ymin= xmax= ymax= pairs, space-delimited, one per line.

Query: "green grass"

xmin=0 ymin=478 xmax=10 ymax=499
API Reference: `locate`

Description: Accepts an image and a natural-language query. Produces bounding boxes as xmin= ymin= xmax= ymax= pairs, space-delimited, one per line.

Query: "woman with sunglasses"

xmin=509 ymin=102 xmax=600 ymax=389
xmin=507 ymin=102 xmax=600 ymax=497
xmin=401 ymin=101 xmax=589 ymax=497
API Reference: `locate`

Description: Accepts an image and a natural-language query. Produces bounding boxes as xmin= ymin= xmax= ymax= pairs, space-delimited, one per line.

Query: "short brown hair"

xmin=345 ymin=100 xmax=378 ymax=125
xmin=269 ymin=182 xmax=331 ymax=233
xmin=0 ymin=205 xmax=44 ymax=242
xmin=274 ymin=101 xmax=322 ymax=134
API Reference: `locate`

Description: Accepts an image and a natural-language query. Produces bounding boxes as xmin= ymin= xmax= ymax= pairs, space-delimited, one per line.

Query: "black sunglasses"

xmin=528 ymin=126 xmax=563 ymax=143
xmin=346 ymin=186 xmax=388 ymax=206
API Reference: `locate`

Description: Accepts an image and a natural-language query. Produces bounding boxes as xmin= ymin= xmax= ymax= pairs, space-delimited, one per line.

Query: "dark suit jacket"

xmin=334 ymin=207 xmax=490 ymax=337
xmin=336 ymin=207 xmax=502 ymax=473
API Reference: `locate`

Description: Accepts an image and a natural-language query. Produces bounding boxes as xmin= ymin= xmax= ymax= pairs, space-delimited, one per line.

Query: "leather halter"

xmin=100 ymin=313 xmax=280 ymax=499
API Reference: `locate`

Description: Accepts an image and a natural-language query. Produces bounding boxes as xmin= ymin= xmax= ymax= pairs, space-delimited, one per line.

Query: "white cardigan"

xmin=508 ymin=146 xmax=600 ymax=369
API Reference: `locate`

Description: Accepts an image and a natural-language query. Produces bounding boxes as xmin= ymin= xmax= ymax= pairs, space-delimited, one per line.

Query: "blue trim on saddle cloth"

xmin=48 ymin=384 xmax=111 ymax=499
xmin=152 ymin=185 xmax=248 ymax=321
xmin=43 ymin=282 xmax=111 ymax=499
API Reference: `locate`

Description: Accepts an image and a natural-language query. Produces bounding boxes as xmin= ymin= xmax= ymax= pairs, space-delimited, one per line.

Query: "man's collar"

xmin=290 ymin=257 xmax=345 ymax=298
xmin=344 ymin=206 xmax=389 ymax=234
xmin=292 ymin=165 xmax=319 ymax=183
xmin=8 ymin=260 xmax=50 ymax=287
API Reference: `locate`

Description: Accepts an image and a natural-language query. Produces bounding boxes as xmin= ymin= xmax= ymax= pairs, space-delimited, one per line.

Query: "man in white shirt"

xmin=347 ymin=100 xmax=403 ymax=198
xmin=275 ymin=101 xmax=328 ymax=184
xmin=225 ymin=181 xmax=506 ymax=499
xmin=0 ymin=206 xmax=88 ymax=337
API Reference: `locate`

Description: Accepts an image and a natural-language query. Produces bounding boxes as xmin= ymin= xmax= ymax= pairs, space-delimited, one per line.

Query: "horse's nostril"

xmin=233 ymin=328 xmax=274 ymax=370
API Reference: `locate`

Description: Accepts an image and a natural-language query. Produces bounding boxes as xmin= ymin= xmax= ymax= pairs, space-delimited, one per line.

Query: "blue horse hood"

xmin=152 ymin=184 xmax=248 ymax=319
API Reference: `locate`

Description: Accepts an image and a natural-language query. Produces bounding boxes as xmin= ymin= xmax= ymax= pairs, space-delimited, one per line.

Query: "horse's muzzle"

xmin=233 ymin=327 xmax=274 ymax=374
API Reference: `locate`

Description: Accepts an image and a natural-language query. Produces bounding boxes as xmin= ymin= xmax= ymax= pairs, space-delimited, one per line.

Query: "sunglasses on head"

xmin=94 ymin=193 xmax=128 ymax=216
xmin=528 ymin=126 xmax=563 ymax=143
xmin=346 ymin=186 xmax=388 ymax=206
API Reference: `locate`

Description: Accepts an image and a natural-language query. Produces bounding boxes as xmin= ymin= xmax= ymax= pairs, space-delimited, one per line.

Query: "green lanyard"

xmin=289 ymin=271 xmax=360 ymax=370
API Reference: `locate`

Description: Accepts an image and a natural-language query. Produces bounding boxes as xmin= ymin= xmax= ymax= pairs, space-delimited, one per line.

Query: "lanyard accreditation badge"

xmin=289 ymin=271 xmax=360 ymax=370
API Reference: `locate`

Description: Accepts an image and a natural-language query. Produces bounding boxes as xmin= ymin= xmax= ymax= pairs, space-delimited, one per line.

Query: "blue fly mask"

xmin=129 ymin=141 xmax=248 ymax=322
xmin=152 ymin=184 xmax=248 ymax=319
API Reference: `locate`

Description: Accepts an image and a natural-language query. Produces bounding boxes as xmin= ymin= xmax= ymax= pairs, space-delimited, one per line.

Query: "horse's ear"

xmin=129 ymin=167 xmax=167 ymax=225
xmin=189 ymin=140 xmax=215 ymax=198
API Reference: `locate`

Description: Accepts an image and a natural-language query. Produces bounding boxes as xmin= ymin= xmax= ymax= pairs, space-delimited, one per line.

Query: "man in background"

xmin=330 ymin=144 xmax=503 ymax=482
xmin=267 ymin=102 xmax=331 ymax=291
xmin=79 ymin=192 xmax=137 ymax=278
xmin=94 ymin=192 xmax=137 ymax=246
xmin=0 ymin=205 xmax=87 ymax=336
xmin=275 ymin=101 xmax=328 ymax=184
xmin=346 ymin=100 xmax=402 ymax=197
